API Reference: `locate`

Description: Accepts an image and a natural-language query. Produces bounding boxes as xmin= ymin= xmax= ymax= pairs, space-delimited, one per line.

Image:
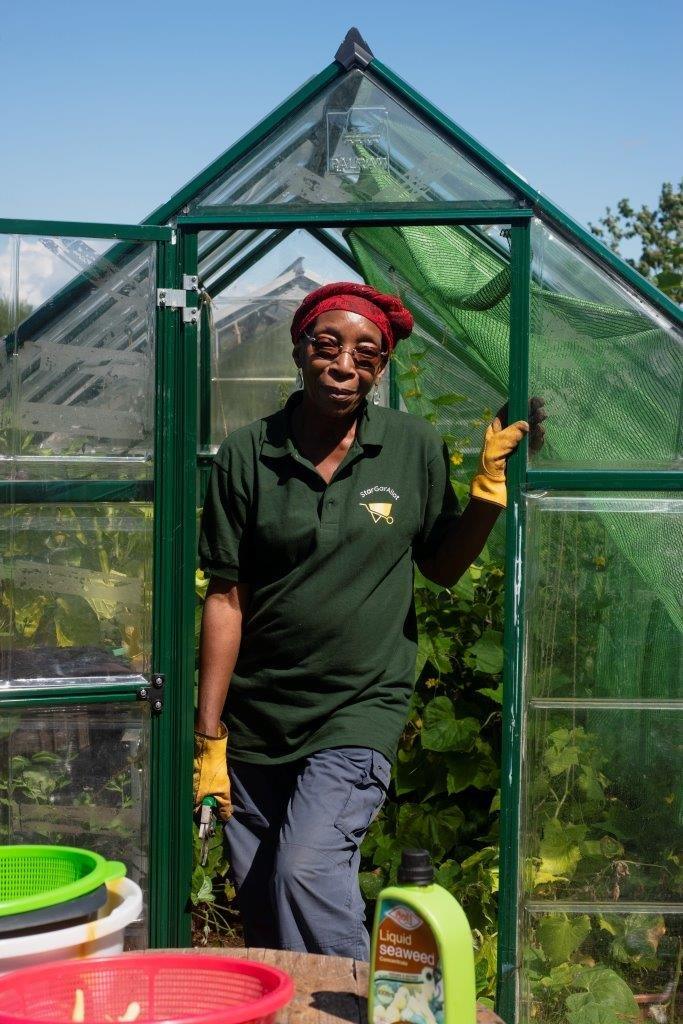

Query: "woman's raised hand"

xmin=469 ymin=397 xmax=546 ymax=508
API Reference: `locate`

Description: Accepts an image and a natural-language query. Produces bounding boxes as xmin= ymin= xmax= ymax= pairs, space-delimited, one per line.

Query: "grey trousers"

xmin=224 ymin=746 xmax=391 ymax=960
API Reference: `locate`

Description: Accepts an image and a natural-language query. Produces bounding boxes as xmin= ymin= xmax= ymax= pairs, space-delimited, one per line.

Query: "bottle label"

xmin=372 ymin=900 xmax=444 ymax=1024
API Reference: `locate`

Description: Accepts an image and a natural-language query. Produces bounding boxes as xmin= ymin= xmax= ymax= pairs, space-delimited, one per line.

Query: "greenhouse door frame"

xmin=0 ymin=217 xmax=193 ymax=949
xmin=176 ymin=204 xmax=532 ymax=998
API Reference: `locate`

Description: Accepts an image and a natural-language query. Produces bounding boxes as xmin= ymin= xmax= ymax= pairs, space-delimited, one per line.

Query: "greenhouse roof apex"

xmin=128 ymin=30 xmax=679 ymax=326
xmin=334 ymin=27 xmax=374 ymax=69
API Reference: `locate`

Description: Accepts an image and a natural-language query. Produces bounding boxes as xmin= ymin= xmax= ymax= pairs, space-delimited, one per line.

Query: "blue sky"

xmin=2 ymin=0 xmax=681 ymax=235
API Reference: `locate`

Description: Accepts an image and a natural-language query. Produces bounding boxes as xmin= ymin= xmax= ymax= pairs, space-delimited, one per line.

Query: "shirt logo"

xmin=360 ymin=501 xmax=394 ymax=524
xmin=359 ymin=486 xmax=399 ymax=525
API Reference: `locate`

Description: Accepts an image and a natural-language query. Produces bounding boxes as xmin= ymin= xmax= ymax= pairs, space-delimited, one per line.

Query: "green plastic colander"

xmin=0 ymin=846 xmax=126 ymax=917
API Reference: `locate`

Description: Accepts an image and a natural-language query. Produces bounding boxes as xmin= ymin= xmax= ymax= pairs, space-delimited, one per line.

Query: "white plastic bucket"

xmin=0 ymin=877 xmax=142 ymax=973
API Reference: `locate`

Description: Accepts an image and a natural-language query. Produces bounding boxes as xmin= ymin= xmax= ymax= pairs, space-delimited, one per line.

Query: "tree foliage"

xmin=589 ymin=180 xmax=682 ymax=303
xmin=0 ymin=296 xmax=33 ymax=336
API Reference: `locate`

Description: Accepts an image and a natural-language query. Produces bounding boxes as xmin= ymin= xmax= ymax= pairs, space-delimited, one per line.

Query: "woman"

xmin=193 ymin=282 xmax=543 ymax=959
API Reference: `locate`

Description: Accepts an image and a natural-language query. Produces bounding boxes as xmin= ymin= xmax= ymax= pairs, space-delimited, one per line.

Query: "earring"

xmin=372 ymin=382 xmax=381 ymax=405
xmin=295 ymin=368 xmax=303 ymax=391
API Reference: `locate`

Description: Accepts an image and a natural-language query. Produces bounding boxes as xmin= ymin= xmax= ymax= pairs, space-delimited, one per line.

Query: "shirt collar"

xmin=355 ymin=395 xmax=385 ymax=449
xmin=260 ymin=391 xmax=385 ymax=459
xmin=260 ymin=396 xmax=293 ymax=458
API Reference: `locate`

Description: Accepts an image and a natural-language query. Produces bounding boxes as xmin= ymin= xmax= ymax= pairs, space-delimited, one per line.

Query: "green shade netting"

xmin=345 ymin=217 xmax=682 ymax=700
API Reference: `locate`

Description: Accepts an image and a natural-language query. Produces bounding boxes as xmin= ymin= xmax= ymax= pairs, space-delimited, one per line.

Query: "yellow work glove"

xmin=193 ymin=722 xmax=232 ymax=822
xmin=469 ymin=415 xmax=529 ymax=508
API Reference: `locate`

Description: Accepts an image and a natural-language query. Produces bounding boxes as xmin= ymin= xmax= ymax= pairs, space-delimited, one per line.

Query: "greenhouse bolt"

xmin=138 ymin=675 xmax=165 ymax=713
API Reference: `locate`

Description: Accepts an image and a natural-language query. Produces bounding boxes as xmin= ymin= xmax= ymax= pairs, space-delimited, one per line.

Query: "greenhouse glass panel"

xmin=529 ymin=218 xmax=683 ymax=470
xmin=1 ymin=701 xmax=149 ymax=947
xmin=521 ymin=910 xmax=681 ymax=1024
xmin=202 ymin=229 xmax=368 ymax=447
xmin=523 ymin=705 xmax=681 ymax=903
xmin=0 ymin=502 xmax=153 ymax=688
xmin=0 ymin=234 xmax=156 ymax=478
xmin=524 ymin=494 xmax=682 ymax=700
xmin=199 ymin=228 xmax=273 ymax=288
xmin=518 ymin=491 xmax=682 ymax=1023
xmin=191 ymin=70 xmax=513 ymax=210
xmin=345 ymin=218 xmax=683 ymax=477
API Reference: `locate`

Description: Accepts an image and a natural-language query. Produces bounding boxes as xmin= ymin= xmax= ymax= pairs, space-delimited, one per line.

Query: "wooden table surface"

xmin=162 ymin=947 xmax=504 ymax=1024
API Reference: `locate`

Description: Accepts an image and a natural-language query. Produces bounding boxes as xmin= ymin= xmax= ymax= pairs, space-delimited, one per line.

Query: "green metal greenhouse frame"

xmin=1 ymin=28 xmax=680 ymax=1024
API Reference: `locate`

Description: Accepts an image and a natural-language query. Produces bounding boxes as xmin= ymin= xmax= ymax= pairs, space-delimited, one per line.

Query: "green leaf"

xmin=565 ymin=966 xmax=639 ymax=1024
xmin=396 ymin=802 xmax=464 ymax=860
xmin=606 ymin=914 xmax=666 ymax=964
xmin=431 ymin=392 xmax=467 ymax=407
xmin=358 ymin=870 xmax=385 ymax=901
xmin=544 ymin=738 xmax=581 ymax=777
xmin=475 ymin=955 xmax=490 ymax=993
xmin=30 ymin=752 xmax=63 ymax=765
xmin=655 ymin=270 xmax=681 ymax=289
xmin=446 ymin=750 xmax=498 ymax=794
xmin=460 ymin=847 xmax=497 ymax=872
xmin=422 ymin=697 xmax=479 ymax=753
xmin=599 ymin=835 xmax=623 ymax=858
xmin=190 ymin=867 xmax=214 ymax=905
xmin=597 ymin=915 xmax=618 ymax=937
xmin=201 ymin=833 xmax=225 ymax=877
xmin=537 ymin=913 xmax=591 ymax=966
xmin=434 ymin=859 xmax=461 ymax=889
xmin=415 ymin=632 xmax=431 ymax=680
xmin=542 ymin=962 xmax=587 ymax=993
xmin=578 ymin=765 xmax=606 ymax=803
xmin=479 ymin=683 xmax=503 ymax=704
xmin=464 ymin=630 xmax=504 ymax=674
xmin=415 ymin=631 xmax=452 ymax=680
xmin=451 ymin=571 xmax=476 ymax=601
xmin=370 ymin=832 xmax=404 ymax=875
xmin=536 ymin=818 xmax=586 ymax=882
xmin=53 ymin=595 xmax=101 ymax=648
xmin=393 ymin=749 xmax=433 ymax=796
xmin=566 ymin=1001 xmax=617 ymax=1024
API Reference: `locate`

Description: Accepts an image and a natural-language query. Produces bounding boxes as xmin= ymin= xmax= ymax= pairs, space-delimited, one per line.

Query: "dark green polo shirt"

xmin=198 ymin=393 xmax=459 ymax=765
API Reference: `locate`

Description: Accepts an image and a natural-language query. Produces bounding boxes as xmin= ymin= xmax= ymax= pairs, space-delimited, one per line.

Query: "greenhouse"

xmin=0 ymin=27 xmax=680 ymax=1023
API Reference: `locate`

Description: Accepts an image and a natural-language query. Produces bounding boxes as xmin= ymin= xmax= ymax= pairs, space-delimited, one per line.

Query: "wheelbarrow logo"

xmin=360 ymin=502 xmax=394 ymax=525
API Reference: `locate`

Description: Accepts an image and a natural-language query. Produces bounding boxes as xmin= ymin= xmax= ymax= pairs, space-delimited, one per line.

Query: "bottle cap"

xmin=397 ymin=848 xmax=434 ymax=885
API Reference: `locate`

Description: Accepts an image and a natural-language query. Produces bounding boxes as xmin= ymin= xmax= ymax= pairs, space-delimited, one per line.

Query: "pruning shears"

xmin=199 ymin=795 xmax=218 ymax=866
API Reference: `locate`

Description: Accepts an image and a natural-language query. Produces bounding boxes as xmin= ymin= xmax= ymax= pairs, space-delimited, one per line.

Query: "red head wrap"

xmin=290 ymin=282 xmax=414 ymax=354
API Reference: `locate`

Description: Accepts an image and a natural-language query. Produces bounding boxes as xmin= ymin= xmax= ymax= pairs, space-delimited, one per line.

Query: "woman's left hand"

xmin=469 ymin=396 xmax=547 ymax=508
xmin=495 ymin=396 xmax=547 ymax=453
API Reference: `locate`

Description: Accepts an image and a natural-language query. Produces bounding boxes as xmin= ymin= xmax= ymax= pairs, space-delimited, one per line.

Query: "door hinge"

xmin=138 ymin=673 xmax=165 ymax=714
xmin=157 ymin=275 xmax=199 ymax=324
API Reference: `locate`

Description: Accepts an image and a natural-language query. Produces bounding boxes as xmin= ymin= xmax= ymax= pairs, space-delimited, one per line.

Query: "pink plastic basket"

xmin=0 ymin=954 xmax=294 ymax=1024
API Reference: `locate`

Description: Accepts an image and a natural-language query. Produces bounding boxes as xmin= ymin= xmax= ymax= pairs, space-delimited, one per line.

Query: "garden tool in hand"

xmin=199 ymin=796 xmax=217 ymax=867
xmin=193 ymin=721 xmax=232 ymax=822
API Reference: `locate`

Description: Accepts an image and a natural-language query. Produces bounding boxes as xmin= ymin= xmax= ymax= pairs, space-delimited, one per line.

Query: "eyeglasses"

xmin=301 ymin=330 xmax=385 ymax=372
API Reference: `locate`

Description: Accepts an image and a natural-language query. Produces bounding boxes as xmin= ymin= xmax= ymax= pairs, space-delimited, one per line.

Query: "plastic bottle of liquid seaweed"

xmin=368 ymin=849 xmax=476 ymax=1024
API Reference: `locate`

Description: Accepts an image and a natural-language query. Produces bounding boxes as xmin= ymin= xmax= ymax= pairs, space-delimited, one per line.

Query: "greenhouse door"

xmin=176 ymin=208 xmax=533 ymax=968
xmin=0 ymin=219 xmax=192 ymax=947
